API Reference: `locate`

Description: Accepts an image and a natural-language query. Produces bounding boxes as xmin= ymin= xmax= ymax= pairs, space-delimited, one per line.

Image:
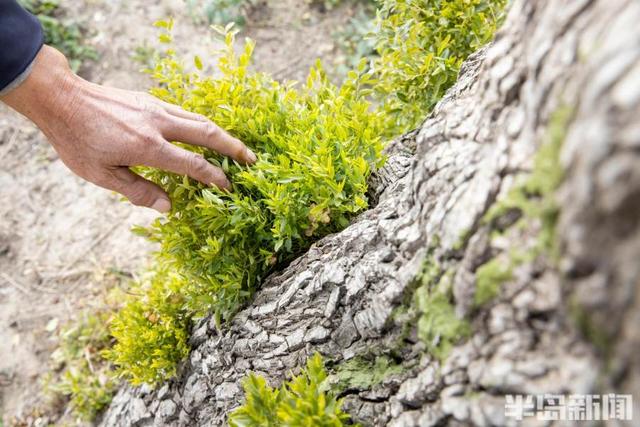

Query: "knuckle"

xmin=127 ymin=184 xmax=154 ymax=207
xmin=187 ymin=153 xmax=210 ymax=175
xmin=141 ymin=130 xmax=162 ymax=147
xmin=142 ymin=100 xmax=166 ymax=121
xmin=203 ymin=123 xmax=221 ymax=141
xmin=153 ymin=140 xmax=170 ymax=158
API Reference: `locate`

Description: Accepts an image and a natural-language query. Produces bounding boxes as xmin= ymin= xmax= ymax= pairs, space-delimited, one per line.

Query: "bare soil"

xmin=0 ymin=0 xmax=367 ymax=425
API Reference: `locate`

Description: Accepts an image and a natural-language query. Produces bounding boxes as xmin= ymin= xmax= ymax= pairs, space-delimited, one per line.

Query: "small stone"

xmin=441 ymin=384 xmax=465 ymax=397
xmin=183 ymin=375 xmax=208 ymax=411
xmin=359 ymin=384 xmax=391 ymax=401
xmin=443 ymin=370 xmax=467 ymax=386
xmin=190 ymin=349 xmax=202 ymax=365
xmin=252 ymin=301 xmax=277 ymax=317
xmin=353 ymin=299 xmax=392 ymax=338
xmin=277 ymin=271 xmax=313 ymax=309
xmin=389 ymin=398 xmax=404 ymax=418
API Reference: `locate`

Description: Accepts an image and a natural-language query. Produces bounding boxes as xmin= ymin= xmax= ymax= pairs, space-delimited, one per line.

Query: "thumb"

xmin=106 ymin=167 xmax=171 ymax=213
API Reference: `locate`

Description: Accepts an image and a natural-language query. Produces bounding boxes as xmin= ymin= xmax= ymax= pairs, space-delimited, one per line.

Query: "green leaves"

xmin=229 ymin=354 xmax=353 ymax=427
xmin=103 ymin=0 xmax=508 ymax=389
xmin=106 ymin=26 xmax=385 ymax=385
xmin=373 ymin=0 xmax=508 ymax=133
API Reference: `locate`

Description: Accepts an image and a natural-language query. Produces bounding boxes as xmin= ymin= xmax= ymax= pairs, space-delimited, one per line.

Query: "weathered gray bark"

xmin=101 ymin=0 xmax=640 ymax=425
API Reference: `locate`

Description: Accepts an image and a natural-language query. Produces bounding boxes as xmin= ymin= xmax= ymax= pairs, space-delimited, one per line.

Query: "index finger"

xmin=142 ymin=141 xmax=232 ymax=190
xmin=160 ymin=113 xmax=257 ymax=165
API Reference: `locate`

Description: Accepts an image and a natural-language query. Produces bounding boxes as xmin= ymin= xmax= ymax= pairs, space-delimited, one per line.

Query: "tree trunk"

xmin=101 ymin=0 xmax=640 ymax=425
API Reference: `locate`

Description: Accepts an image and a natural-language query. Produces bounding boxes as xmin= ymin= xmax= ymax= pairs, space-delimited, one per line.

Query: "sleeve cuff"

xmin=0 ymin=45 xmax=42 ymax=97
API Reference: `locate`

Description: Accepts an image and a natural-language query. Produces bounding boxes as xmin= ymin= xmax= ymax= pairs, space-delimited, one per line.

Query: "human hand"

xmin=1 ymin=45 xmax=256 ymax=213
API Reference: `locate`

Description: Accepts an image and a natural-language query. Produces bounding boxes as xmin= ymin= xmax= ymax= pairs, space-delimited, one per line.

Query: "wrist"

xmin=1 ymin=45 xmax=82 ymax=131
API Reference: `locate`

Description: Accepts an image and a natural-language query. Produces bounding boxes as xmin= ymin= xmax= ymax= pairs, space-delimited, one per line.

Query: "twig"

xmin=0 ymin=272 xmax=30 ymax=294
xmin=84 ymin=346 xmax=95 ymax=373
xmin=38 ymin=268 xmax=94 ymax=281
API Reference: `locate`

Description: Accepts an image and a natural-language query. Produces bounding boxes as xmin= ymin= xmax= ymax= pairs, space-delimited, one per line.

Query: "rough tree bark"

xmin=101 ymin=0 xmax=640 ymax=425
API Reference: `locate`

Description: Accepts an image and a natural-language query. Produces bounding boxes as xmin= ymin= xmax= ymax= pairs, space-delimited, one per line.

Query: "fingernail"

xmin=151 ymin=198 xmax=171 ymax=213
xmin=211 ymin=177 xmax=231 ymax=190
xmin=246 ymin=148 xmax=257 ymax=163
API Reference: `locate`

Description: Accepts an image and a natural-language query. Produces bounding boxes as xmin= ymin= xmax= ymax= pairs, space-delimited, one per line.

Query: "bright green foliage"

xmin=228 ymin=354 xmax=353 ymax=427
xmin=55 ymin=0 xmax=514 ymax=393
xmin=104 ymin=269 xmax=191 ymax=385
xmin=414 ymin=265 xmax=470 ymax=359
xmin=373 ymin=0 xmax=508 ymax=132
xmin=105 ymin=22 xmax=385 ymax=385
xmin=328 ymin=355 xmax=403 ymax=392
xmin=19 ymin=0 xmax=98 ymax=72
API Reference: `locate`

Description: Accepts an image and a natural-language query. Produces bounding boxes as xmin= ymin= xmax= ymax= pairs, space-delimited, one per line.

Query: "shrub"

xmin=104 ymin=268 xmax=191 ymax=385
xmin=19 ymin=0 xmax=98 ymax=72
xmin=56 ymin=0 xmax=511 ymax=404
xmin=373 ymin=0 xmax=508 ymax=132
xmin=228 ymin=354 xmax=353 ymax=427
xmin=105 ymin=21 xmax=386 ymax=385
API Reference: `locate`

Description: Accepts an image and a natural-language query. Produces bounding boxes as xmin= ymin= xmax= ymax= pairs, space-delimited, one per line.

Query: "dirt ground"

xmin=0 ymin=0 xmax=368 ymax=425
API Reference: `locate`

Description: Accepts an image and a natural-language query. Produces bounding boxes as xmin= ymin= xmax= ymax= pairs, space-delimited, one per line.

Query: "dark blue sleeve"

xmin=0 ymin=0 xmax=44 ymax=92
